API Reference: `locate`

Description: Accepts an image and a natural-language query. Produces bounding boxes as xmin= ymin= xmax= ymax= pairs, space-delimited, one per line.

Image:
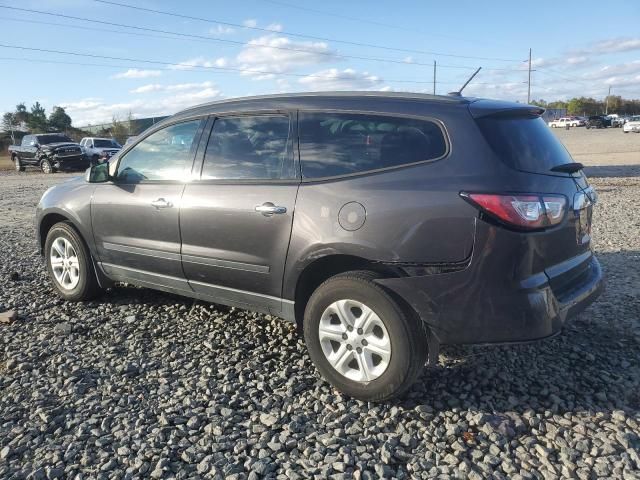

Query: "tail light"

xmin=461 ymin=193 xmax=566 ymax=230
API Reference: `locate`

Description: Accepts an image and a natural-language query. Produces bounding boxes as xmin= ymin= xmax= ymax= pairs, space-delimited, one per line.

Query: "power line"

xmin=0 ymin=5 xmax=521 ymax=72
xmin=0 ymin=42 xmax=462 ymax=84
xmin=0 ymin=54 xmax=489 ymax=86
xmin=92 ymin=0 xmax=524 ymax=63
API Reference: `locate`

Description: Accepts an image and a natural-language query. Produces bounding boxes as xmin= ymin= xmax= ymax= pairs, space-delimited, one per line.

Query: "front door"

xmin=180 ymin=113 xmax=299 ymax=314
xmin=92 ymin=118 xmax=206 ymax=293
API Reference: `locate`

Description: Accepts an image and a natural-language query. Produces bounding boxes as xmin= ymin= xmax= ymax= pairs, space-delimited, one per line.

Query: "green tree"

xmin=48 ymin=106 xmax=72 ymax=131
xmin=2 ymin=112 xmax=17 ymax=143
xmin=110 ymin=115 xmax=128 ymax=145
xmin=27 ymin=102 xmax=48 ymax=132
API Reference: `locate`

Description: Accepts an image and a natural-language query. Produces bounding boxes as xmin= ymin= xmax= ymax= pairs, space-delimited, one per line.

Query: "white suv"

xmin=80 ymin=137 xmax=121 ymax=164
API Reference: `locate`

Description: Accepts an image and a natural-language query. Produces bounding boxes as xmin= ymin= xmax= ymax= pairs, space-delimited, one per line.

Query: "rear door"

xmin=91 ymin=118 xmax=207 ymax=292
xmin=180 ymin=112 xmax=299 ymax=314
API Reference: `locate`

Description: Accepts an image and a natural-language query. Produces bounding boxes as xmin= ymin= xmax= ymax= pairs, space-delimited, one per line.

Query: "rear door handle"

xmin=151 ymin=198 xmax=173 ymax=209
xmin=255 ymin=202 xmax=287 ymax=216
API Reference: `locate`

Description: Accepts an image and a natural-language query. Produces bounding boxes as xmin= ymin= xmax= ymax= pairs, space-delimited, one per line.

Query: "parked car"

xmin=585 ymin=115 xmax=611 ymax=129
xmin=80 ymin=137 xmax=121 ymax=165
xmin=9 ymin=133 xmax=87 ymax=173
xmin=606 ymin=115 xmax=624 ymax=128
xmin=35 ymin=92 xmax=603 ymax=401
xmin=548 ymin=117 xmax=583 ymax=128
xmin=623 ymin=115 xmax=640 ymax=133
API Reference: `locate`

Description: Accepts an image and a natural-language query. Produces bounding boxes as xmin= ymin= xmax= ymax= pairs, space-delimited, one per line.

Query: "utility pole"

xmin=433 ymin=60 xmax=436 ymax=95
xmin=605 ymin=85 xmax=611 ymax=115
xmin=527 ymin=48 xmax=532 ymax=104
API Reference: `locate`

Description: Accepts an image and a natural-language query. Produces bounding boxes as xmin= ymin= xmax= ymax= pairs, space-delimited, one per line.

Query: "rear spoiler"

xmin=469 ymin=99 xmax=545 ymax=119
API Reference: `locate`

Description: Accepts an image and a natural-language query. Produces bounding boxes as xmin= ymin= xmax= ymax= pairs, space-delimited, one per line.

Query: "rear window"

xmin=299 ymin=112 xmax=447 ymax=178
xmin=476 ymin=115 xmax=574 ymax=173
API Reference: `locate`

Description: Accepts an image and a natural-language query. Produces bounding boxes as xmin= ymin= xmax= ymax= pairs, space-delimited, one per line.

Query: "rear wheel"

xmin=303 ymin=271 xmax=427 ymax=402
xmin=45 ymin=222 xmax=101 ymax=301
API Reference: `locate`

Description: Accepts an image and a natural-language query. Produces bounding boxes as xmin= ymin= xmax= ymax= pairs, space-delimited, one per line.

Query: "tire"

xmin=41 ymin=158 xmax=55 ymax=174
xmin=13 ymin=156 xmax=25 ymax=172
xmin=44 ymin=222 xmax=101 ymax=301
xmin=303 ymin=271 xmax=428 ymax=402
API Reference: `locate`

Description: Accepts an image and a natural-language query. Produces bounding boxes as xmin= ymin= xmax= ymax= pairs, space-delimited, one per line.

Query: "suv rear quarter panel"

xmin=283 ymin=102 xmax=496 ymax=300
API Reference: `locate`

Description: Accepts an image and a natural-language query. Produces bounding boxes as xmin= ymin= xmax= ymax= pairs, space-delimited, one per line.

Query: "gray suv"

xmin=36 ymin=92 xmax=603 ymax=401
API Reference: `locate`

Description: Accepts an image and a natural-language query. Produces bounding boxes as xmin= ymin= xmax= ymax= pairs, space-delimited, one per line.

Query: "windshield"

xmin=631 ymin=116 xmax=640 ymax=122
xmin=37 ymin=135 xmax=73 ymax=144
xmin=476 ymin=115 xmax=574 ymax=174
xmin=94 ymin=139 xmax=120 ymax=148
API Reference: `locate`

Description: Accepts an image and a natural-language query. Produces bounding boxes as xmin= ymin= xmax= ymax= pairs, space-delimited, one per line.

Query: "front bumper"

xmin=53 ymin=155 xmax=89 ymax=171
xmin=376 ymin=222 xmax=604 ymax=345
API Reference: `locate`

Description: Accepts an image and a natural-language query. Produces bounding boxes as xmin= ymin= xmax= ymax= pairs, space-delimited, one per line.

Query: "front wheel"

xmin=41 ymin=158 xmax=55 ymax=174
xmin=45 ymin=222 xmax=101 ymax=301
xmin=14 ymin=156 xmax=25 ymax=172
xmin=303 ymin=271 xmax=428 ymax=402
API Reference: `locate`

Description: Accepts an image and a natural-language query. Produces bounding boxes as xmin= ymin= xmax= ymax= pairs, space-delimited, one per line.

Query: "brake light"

xmin=462 ymin=193 xmax=566 ymax=229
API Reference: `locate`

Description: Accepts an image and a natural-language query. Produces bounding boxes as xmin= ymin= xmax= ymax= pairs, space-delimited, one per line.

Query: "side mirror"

xmin=86 ymin=162 xmax=111 ymax=183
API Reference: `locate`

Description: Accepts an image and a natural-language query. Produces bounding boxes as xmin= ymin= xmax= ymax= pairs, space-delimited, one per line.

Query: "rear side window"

xmin=476 ymin=116 xmax=574 ymax=173
xmin=201 ymin=115 xmax=293 ymax=180
xmin=299 ymin=112 xmax=447 ymax=178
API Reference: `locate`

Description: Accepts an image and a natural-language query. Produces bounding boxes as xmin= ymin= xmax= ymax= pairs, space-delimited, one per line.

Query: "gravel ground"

xmin=0 ymin=170 xmax=639 ymax=480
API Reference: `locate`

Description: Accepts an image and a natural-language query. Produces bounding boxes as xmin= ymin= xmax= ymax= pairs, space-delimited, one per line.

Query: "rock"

xmin=260 ymin=413 xmax=278 ymax=427
xmin=0 ymin=310 xmax=17 ymax=324
xmin=53 ymin=321 xmax=72 ymax=335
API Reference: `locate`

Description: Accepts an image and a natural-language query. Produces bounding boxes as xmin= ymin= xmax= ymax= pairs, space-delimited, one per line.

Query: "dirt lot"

xmin=0 ymin=131 xmax=639 ymax=478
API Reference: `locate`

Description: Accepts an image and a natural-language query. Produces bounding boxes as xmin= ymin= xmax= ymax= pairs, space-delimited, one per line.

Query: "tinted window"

xmin=37 ymin=135 xmax=73 ymax=144
xmin=202 ymin=115 xmax=292 ymax=180
xmin=299 ymin=113 xmax=447 ymax=178
xmin=116 ymin=120 xmax=202 ymax=183
xmin=476 ymin=116 xmax=574 ymax=173
xmin=94 ymin=139 xmax=120 ymax=148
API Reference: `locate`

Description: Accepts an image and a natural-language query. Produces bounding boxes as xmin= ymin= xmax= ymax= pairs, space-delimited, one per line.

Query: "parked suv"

xmin=80 ymin=137 xmax=121 ymax=165
xmin=586 ymin=115 xmax=611 ymax=129
xmin=36 ymin=92 xmax=603 ymax=401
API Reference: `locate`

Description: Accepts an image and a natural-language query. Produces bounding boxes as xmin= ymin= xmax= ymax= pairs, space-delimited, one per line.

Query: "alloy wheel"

xmin=318 ymin=299 xmax=391 ymax=382
xmin=50 ymin=237 xmax=80 ymax=290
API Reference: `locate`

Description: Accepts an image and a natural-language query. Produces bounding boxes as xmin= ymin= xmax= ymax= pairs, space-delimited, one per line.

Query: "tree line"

xmin=530 ymin=95 xmax=640 ymax=116
xmin=1 ymin=102 xmax=137 ymax=147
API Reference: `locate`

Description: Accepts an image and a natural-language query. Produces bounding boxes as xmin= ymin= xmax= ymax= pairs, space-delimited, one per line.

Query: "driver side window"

xmin=116 ymin=119 xmax=203 ymax=183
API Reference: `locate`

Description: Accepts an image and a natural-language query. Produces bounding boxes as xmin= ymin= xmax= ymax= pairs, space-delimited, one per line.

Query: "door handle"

xmin=151 ymin=198 xmax=173 ymax=209
xmin=255 ymin=202 xmax=287 ymax=216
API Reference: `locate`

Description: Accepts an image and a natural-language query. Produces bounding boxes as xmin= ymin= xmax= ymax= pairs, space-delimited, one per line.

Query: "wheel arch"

xmin=292 ymin=254 xmax=401 ymax=333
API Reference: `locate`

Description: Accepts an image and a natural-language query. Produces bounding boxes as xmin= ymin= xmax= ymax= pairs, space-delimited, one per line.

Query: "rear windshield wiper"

xmin=550 ymin=162 xmax=584 ymax=173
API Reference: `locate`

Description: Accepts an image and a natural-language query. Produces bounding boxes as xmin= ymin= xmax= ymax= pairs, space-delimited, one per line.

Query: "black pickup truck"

xmin=9 ymin=134 xmax=88 ymax=173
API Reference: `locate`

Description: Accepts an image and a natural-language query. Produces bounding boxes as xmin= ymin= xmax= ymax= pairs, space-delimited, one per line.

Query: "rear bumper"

xmin=376 ymin=222 xmax=604 ymax=345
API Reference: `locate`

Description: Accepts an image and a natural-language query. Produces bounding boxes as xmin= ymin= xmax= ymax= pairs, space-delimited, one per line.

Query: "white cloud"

xmin=130 ymin=84 xmax=163 ymax=94
xmin=266 ymin=23 xmax=283 ymax=32
xmin=209 ymin=25 xmax=235 ymax=35
xmin=62 ymin=85 xmax=222 ymax=125
xmin=243 ymin=19 xmax=257 ymax=28
xmin=298 ymin=68 xmax=383 ymax=90
xmin=237 ymin=35 xmax=336 ymax=78
xmin=169 ymin=57 xmax=228 ymax=70
xmin=112 ymin=69 xmax=162 ymax=79
xmin=567 ymin=56 xmax=589 ymax=65
xmin=585 ymin=37 xmax=640 ymax=55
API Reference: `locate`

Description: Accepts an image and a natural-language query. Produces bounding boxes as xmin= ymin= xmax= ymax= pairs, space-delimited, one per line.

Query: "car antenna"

xmin=448 ymin=67 xmax=482 ymax=97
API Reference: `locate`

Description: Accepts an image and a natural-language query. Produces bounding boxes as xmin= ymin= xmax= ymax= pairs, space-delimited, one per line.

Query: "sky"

xmin=1 ymin=0 xmax=639 ymax=126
